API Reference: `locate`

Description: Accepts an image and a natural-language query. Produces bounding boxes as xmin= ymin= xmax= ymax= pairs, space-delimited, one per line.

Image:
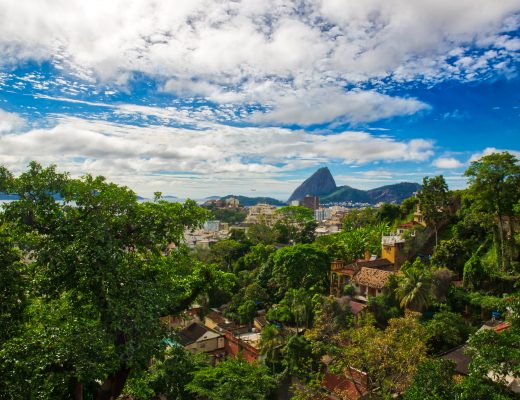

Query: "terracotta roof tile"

xmin=353 ymin=267 xmax=393 ymax=289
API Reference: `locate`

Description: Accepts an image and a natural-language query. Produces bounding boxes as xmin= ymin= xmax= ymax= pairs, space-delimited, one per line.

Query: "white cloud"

xmin=251 ymin=89 xmax=430 ymax=125
xmin=1 ymin=0 xmax=519 ymax=124
xmin=469 ymin=147 xmax=520 ymax=162
xmin=0 ymin=109 xmax=25 ymax=134
xmin=432 ymin=157 xmax=464 ymax=169
xmin=0 ymin=116 xmax=434 ymax=196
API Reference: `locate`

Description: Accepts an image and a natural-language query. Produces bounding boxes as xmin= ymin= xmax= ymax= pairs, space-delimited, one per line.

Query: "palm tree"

xmin=396 ymin=268 xmax=432 ymax=312
xmin=260 ymin=324 xmax=284 ymax=374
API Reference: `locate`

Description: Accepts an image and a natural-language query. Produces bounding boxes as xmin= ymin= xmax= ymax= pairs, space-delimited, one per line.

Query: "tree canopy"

xmin=0 ymin=162 xmax=232 ymax=400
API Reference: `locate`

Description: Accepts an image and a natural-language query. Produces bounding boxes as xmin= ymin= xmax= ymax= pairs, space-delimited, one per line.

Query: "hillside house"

xmin=178 ymin=322 xmax=225 ymax=362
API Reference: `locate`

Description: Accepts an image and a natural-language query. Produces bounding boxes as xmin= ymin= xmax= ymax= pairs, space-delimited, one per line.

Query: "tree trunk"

xmin=497 ymin=215 xmax=506 ymax=271
xmin=72 ymin=378 xmax=83 ymax=400
xmin=95 ymin=366 xmax=131 ymax=400
xmin=434 ymin=224 xmax=438 ymax=247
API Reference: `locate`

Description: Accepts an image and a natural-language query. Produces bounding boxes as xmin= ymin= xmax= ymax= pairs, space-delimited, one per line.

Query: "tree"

xmin=0 ymin=163 xmax=231 ymax=400
xmin=403 ymin=358 xmax=456 ymax=400
xmin=376 ymin=203 xmax=401 ymax=224
xmin=455 ymin=374 xmax=519 ymax=400
xmin=238 ymin=300 xmax=257 ymax=325
xmin=464 ymin=151 xmax=520 ymax=271
xmin=247 ymin=223 xmax=276 ymax=245
xmin=341 ymin=207 xmax=378 ymax=231
xmin=260 ymin=324 xmax=285 ymax=374
xmin=186 ymin=357 xmax=277 ymax=400
xmin=466 ymin=306 xmax=520 ymax=385
xmin=236 ymin=243 xmax=276 ymax=272
xmin=305 ymin=296 xmax=352 ymax=356
xmin=274 ymin=206 xmax=317 ymax=244
xmin=418 ymin=175 xmax=449 ymax=246
xmin=318 ymin=223 xmax=388 ymax=263
xmin=282 ymin=334 xmax=316 ymax=378
xmin=122 ymin=346 xmax=206 ymax=400
xmin=268 ymin=244 xmax=330 ymax=300
xmin=209 ymin=239 xmax=249 ymax=271
xmin=396 ymin=260 xmax=433 ymax=312
xmin=431 ymin=238 xmax=469 ymax=276
xmin=425 ymin=309 xmax=471 ymax=353
xmin=0 ymin=225 xmax=25 ymax=344
xmin=339 ymin=313 xmax=428 ymax=398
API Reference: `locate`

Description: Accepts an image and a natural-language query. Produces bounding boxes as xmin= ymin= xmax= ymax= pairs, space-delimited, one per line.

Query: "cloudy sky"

xmin=0 ymin=0 xmax=519 ymax=199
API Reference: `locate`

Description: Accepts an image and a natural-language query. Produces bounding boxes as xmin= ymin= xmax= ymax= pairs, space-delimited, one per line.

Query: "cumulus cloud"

xmin=432 ymin=157 xmax=464 ymax=169
xmin=1 ymin=0 xmax=519 ymax=124
xmin=468 ymin=147 xmax=520 ymax=162
xmin=251 ymin=89 xmax=430 ymax=125
xmin=0 ymin=109 xmax=25 ymax=133
xmin=0 ymin=116 xmax=434 ymax=195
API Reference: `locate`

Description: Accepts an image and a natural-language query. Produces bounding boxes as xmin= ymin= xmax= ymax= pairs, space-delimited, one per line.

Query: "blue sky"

xmin=0 ymin=1 xmax=519 ymax=199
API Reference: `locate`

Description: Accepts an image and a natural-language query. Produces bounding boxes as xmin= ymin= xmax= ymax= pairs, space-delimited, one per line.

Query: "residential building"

xmin=302 ymin=195 xmax=320 ymax=211
xmin=203 ymin=220 xmax=221 ymax=232
xmin=245 ymin=203 xmax=278 ymax=225
xmin=178 ymin=322 xmax=225 ymax=362
xmin=381 ymin=233 xmax=407 ymax=268
xmin=225 ymin=197 xmax=240 ymax=207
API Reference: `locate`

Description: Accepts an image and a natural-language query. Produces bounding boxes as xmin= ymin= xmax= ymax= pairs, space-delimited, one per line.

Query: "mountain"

xmin=288 ymin=168 xmax=420 ymax=205
xmin=320 ymin=186 xmax=370 ymax=203
xmin=320 ymin=182 xmax=421 ymax=204
xmin=367 ymin=182 xmax=421 ymax=204
xmin=220 ymin=195 xmax=286 ymax=207
xmin=287 ymin=167 xmax=337 ymax=202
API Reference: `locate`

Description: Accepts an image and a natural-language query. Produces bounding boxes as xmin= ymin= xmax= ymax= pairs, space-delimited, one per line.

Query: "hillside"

xmin=367 ymin=182 xmax=422 ymax=204
xmin=320 ymin=186 xmax=370 ymax=203
xmin=220 ymin=195 xmax=286 ymax=206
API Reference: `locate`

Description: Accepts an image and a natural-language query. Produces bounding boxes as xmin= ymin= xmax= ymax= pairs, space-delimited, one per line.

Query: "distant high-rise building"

xmin=203 ymin=220 xmax=221 ymax=232
xmin=302 ymin=195 xmax=320 ymax=211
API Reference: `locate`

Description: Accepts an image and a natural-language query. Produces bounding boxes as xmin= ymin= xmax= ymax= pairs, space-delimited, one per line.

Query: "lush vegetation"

xmin=1 ymin=151 xmax=519 ymax=399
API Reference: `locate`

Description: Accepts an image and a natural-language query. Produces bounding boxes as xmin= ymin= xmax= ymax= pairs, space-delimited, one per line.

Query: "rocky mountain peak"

xmin=288 ymin=167 xmax=337 ymax=202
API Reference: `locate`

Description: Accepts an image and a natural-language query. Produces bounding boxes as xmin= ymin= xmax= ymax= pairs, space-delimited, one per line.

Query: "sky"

xmin=0 ymin=0 xmax=519 ymax=200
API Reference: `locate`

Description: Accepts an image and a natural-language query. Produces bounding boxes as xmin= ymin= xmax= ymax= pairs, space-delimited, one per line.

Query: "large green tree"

xmin=274 ymin=206 xmax=317 ymax=244
xmin=339 ymin=313 xmax=428 ymax=398
xmin=464 ymin=151 xmax=520 ymax=271
xmin=186 ymin=357 xmax=277 ymax=400
xmin=403 ymin=358 xmax=456 ymax=400
xmin=265 ymin=244 xmax=330 ymax=300
xmin=0 ymin=163 xmax=230 ymax=400
xmin=418 ymin=175 xmax=449 ymax=246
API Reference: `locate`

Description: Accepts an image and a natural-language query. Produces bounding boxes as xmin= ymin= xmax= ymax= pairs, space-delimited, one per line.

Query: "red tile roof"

xmin=348 ymin=300 xmax=367 ymax=315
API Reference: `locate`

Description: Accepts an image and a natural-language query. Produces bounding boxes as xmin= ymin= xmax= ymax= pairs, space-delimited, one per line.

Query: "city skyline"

xmin=0 ymin=1 xmax=519 ymax=198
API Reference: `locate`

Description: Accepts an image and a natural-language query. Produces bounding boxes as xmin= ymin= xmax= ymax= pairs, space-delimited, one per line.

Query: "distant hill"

xmin=320 ymin=182 xmax=421 ymax=204
xmin=320 ymin=186 xmax=370 ymax=203
xmin=367 ymin=182 xmax=421 ymax=204
xmin=220 ymin=195 xmax=286 ymax=207
xmin=288 ymin=167 xmax=337 ymax=203
xmin=288 ymin=168 xmax=420 ymax=205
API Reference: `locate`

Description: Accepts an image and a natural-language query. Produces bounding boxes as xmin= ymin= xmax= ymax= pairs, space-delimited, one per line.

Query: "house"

xmin=223 ymin=330 xmax=261 ymax=363
xmin=381 ymin=233 xmax=407 ymax=268
xmin=413 ymin=204 xmax=427 ymax=227
xmin=178 ymin=322 xmax=225 ymax=362
xmin=254 ymin=315 xmax=267 ymax=331
xmin=204 ymin=310 xmax=236 ymax=332
xmin=245 ymin=203 xmax=278 ymax=225
xmin=352 ymin=267 xmax=394 ymax=301
xmin=160 ymin=305 xmax=201 ymax=329
xmin=330 ymin=257 xmax=395 ymax=300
